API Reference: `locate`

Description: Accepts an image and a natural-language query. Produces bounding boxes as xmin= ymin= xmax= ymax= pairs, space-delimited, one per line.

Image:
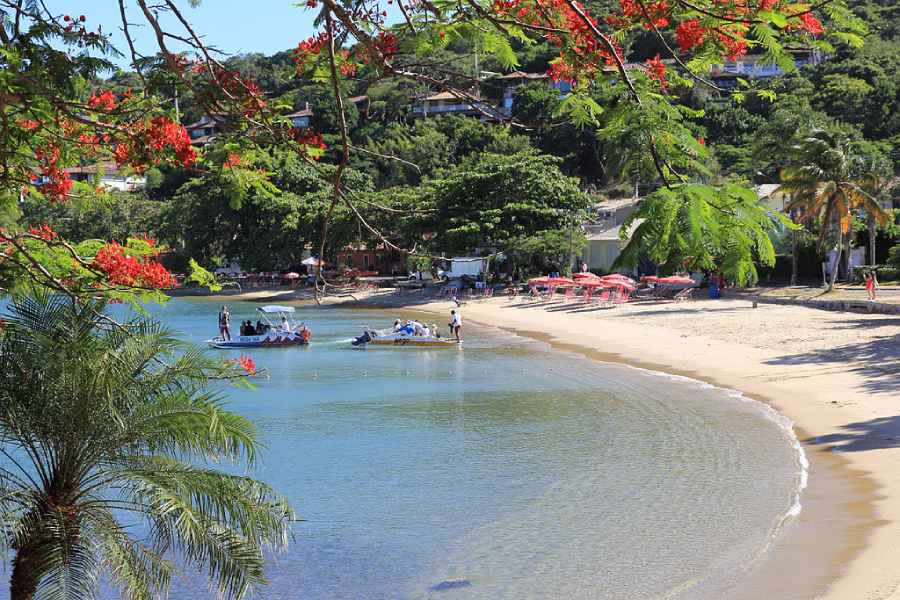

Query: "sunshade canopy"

xmin=258 ymin=305 xmax=296 ymax=314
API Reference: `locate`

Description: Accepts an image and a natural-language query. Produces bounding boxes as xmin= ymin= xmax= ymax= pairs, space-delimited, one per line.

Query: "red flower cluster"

xmin=34 ymin=142 xmax=73 ymax=202
xmin=113 ymin=117 xmax=197 ymax=173
xmin=784 ymin=7 xmax=823 ymax=34
xmin=210 ymin=68 xmax=266 ymax=117
xmin=223 ymin=154 xmax=242 ymax=168
xmin=93 ymin=242 xmax=176 ymax=289
xmin=620 ymin=0 xmax=670 ymax=28
xmin=29 ymin=223 xmax=58 ymax=241
xmin=294 ymin=33 xmax=329 ymax=69
xmin=62 ymin=14 xmax=101 ymax=47
xmin=646 ymin=54 xmax=667 ymax=90
xmin=232 ymin=353 xmax=258 ymax=375
xmin=87 ymin=89 xmax=118 ymax=111
xmin=675 ymin=19 xmax=704 ymax=53
xmin=290 ymin=128 xmax=326 ymax=158
xmin=495 ymin=0 xmax=623 ymax=82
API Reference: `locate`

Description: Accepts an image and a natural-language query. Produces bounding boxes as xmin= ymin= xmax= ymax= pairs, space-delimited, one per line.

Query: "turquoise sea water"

xmin=0 ymin=296 xmax=807 ymax=599
xmin=146 ymin=297 xmax=806 ymax=599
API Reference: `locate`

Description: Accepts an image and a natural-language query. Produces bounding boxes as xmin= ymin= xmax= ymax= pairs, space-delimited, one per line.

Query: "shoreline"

xmin=200 ymin=286 xmax=900 ymax=598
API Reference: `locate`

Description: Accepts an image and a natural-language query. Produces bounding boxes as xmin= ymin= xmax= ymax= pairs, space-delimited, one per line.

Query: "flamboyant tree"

xmin=0 ymin=0 xmax=868 ymax=297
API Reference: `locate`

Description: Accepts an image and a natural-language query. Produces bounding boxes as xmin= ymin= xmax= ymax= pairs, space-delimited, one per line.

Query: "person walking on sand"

xmin=865 ymin=271 xmax=878 ymax=300
xmin=218 ymin=306 xmax=231 ymax=341
xmin=449 ymin=310 xmax=462 ymax=343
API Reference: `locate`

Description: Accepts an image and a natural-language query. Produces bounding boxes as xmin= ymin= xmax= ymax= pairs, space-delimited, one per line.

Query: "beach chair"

xmin=592 ymin=289 xmax=611 ymax=307
xmin=393 ymin=286 xmax=402 ymax=296
xmin=615 ymin=291 xmax=630 ymax=306
xmin=560 ymin=288 xmax=575 ymax=303
xmin=674 ymin=288 xmax=694 ymax=303
xmin=507 ymin=286 xmax=519 ymax=300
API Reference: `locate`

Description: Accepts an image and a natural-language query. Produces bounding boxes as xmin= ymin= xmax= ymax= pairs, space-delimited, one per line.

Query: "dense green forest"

xmin=15 ymin=0 xmax=900 ymax=277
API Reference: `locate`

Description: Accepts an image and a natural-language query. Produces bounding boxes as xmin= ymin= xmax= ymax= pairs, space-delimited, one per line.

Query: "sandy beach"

xmin=191 ymin=284 xmax=900 ymax=598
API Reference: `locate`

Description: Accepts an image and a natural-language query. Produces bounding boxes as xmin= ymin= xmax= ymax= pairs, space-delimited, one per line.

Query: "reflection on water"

xmin=13 ymin=297 xmax=806 ymax=599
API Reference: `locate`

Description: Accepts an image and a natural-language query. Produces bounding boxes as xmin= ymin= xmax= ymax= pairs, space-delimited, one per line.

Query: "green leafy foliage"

xmin=614 ymin=183 xmax=792 ymax=284
xmin=0 ymin=291 xmax=292 ymax=599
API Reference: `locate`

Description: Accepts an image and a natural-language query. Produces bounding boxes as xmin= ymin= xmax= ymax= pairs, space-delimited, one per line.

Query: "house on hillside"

xmin=495 ymin=71 xmax=573 ymax=117
xmin=285 ymin=105 xmax=312 ymax=129
xmin=61 ymin=159 xmax=146 ymax=192
xmin=185 ymin=112 xmax=230 ymax=146
xmin=709 ymin=46 xmax=825 ymax=88
xmin=580 ymin=198 xmax=641 ymax=273
xmin=337 ymin=245 xmax=406 ymax=274
xmin=412 ymin=88 xmax=503 ymax=119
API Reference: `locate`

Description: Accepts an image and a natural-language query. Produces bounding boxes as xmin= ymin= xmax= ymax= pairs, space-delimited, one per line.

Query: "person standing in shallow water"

xmin=449 ymin=310 xmax=462 ymax=343
xmin=218 ymin=306 xmax=231 ymax=341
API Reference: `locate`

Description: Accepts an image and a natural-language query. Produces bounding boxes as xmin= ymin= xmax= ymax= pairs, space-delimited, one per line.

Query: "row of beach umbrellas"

xmin=528 ymin=272 xmax=639 ymax=291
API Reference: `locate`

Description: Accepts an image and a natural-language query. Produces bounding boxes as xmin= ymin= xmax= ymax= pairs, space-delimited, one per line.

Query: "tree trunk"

xmin=845 ymin=226 xmax=853 ymax=284
xmin=869 ymin=215 xmax=877 ymax=266
xmin=828 ymin=230 xmax=841 ymax=292
xmin=10 ymin=543 xmax=39 ymax=600
xmin=790 ymin=204 xmax=798 ymax=286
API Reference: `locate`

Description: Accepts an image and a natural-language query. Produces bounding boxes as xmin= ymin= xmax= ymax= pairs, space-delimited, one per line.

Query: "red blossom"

xmin=231 ymin=354 xmax=258 ymax=375
xmin=87 ymin=89 xmax=118 ymax=111
xmin=646 ymin=53 xmax=667 ymax=90
xmin=93 ymin=241 xmax=176 ymax=289
xmin=675 ymin=19 xmax=705 ymax=53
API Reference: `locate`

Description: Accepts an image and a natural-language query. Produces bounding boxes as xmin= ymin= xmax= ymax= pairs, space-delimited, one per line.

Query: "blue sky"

xmin=41 ymin=0 xmax=322 ymax=67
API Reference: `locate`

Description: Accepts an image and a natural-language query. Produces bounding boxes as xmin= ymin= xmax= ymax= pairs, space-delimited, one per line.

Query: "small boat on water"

xmin=207 ymin=305 xmax=311 ymax=349
xmin=352 ymin=325 xmax=461 ymax=348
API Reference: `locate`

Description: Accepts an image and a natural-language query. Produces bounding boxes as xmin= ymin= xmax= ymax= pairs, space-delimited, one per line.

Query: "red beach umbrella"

xmin=657 ymin=275 xmax=695 ymax=285
xmin=640 ymin=275 xmax=660 ymax=283
xmin=285 ymin=272 xmax=300 ymax=279
xmin=529 ymin=276 xmax=550 ymax=284
xmin=599 ymin=274 xmax=637 ymax=287
xmin=547 ymin=277 xmax=576 ymax=285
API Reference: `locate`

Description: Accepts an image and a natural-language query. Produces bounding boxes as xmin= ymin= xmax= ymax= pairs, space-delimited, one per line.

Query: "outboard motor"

xmin=351 ymin=331 xmax=372 ymax=347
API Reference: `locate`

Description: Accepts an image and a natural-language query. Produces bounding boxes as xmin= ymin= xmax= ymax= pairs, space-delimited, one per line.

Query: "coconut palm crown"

xmin=777 ymin=129 xmax=888 ymax=290
xmin=0 ymin=292 xmax=293 ymax=600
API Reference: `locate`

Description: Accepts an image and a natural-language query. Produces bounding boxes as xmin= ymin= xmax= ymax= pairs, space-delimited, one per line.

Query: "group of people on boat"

xmin=217 ymin=306 xmax=311 ymax=343
xmin=392 ymin=318 xmax=444 ymax=339
xmin=239 ymin=320 xmax=271 ymax=336
xmin=388 ymin=309 xmax=462 ymax=342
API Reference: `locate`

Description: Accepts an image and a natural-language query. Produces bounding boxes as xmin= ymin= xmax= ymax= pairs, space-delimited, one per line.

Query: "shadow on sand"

xmin=811 ymin=415 xmax=900 ymax=452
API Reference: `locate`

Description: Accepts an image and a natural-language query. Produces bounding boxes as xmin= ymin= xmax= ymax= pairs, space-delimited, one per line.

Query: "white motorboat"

xmin=351 ymin=325 xmax=461 ymax=348
xmin=207 ymin=305 xmax=311 ymax=349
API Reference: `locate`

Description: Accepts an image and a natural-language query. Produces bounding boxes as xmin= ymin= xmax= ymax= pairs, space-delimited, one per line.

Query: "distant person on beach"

xmin=865 ymin=271 xmax=878 ymax=300
xmin=218 ymin=306 xmax=231 ymax=341
xmin=449 ymin=310 xmax=462 ymax=342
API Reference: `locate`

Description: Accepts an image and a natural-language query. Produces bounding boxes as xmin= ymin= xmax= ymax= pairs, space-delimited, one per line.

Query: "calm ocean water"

xmin=4 ymin=296 xmax=809 ymax=599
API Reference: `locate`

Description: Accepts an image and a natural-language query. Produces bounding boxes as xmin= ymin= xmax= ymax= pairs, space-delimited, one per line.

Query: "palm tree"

xmin=0 ymin=291 xmax=293 ymax=600
xmin=777 ymin=129 xmax=888 ymax=291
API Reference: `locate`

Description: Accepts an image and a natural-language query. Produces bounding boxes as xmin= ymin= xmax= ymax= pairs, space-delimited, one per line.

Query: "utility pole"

xmin=567 ymin=211 xmax=575 ymax=278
